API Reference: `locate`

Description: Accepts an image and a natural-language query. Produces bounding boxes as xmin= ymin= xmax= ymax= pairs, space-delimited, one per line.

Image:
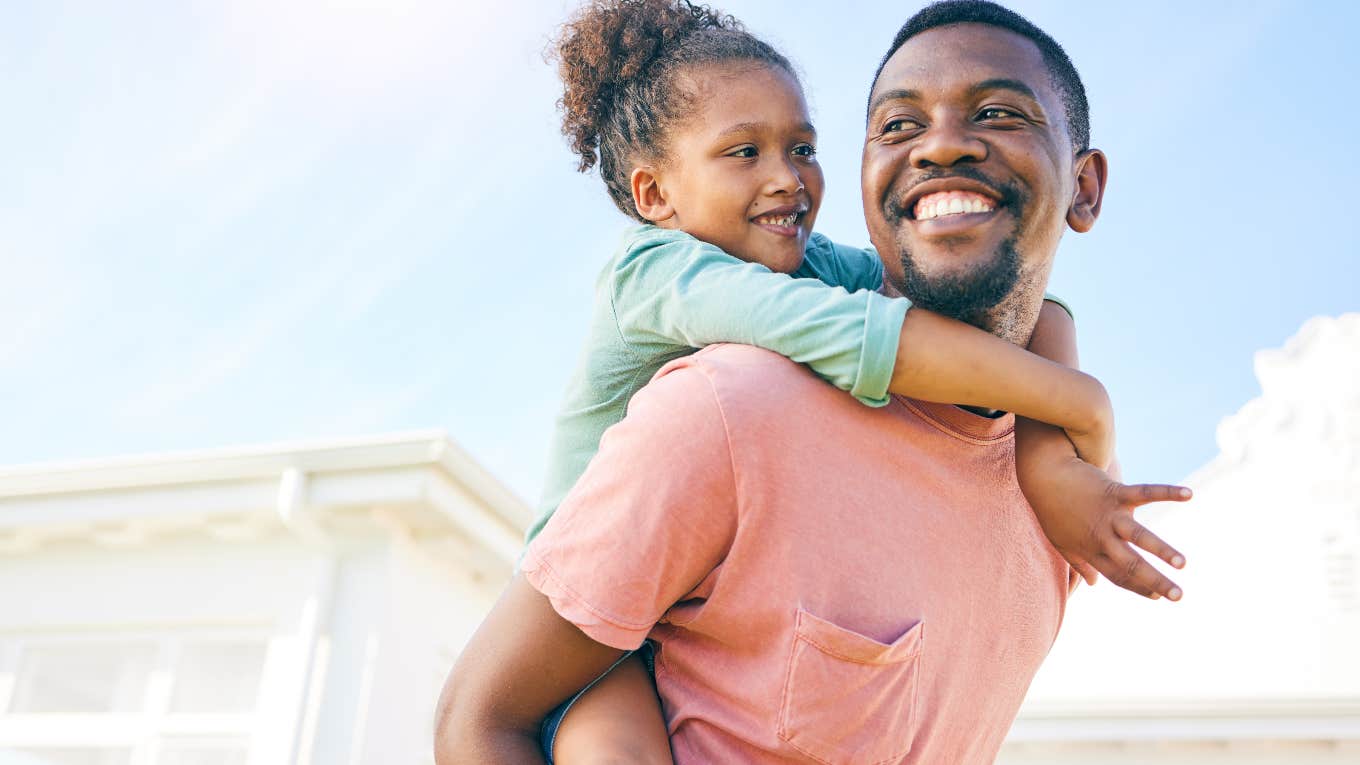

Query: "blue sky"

xmin=4 ymin=0 xmax=1356 ymax=504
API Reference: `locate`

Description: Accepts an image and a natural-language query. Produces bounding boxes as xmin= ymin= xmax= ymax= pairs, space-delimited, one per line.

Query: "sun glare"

xmin=223 ymin=0 xmax=500 ymax=93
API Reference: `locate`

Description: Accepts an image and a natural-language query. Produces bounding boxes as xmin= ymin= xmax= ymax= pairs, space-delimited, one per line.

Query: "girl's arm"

xmin=616 ymin=233 xmax=1114 ymax=464
xmin=434 ymin=575 xmax=627 ymax=764
xmin=1014 ymin=300 xmax=1192 ymax=600
xmin=889 ymin=304 xmax=1113 ymax=468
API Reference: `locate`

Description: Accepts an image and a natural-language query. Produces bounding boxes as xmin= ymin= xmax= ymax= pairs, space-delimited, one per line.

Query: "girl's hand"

xmin=1026 ymin=455 xmax=1192 ymax=600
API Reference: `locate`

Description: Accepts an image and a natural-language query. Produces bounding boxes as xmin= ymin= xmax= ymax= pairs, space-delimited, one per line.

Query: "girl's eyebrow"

xmin=714 ymin=121 xmax=817 ymax=139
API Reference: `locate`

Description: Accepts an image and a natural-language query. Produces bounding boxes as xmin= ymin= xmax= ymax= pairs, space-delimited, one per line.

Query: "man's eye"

xmin=883 ymin=118 xmax=920 ymax=134
xmin=728 ymin=146 xmax=758 ymax=158
xmin=979 ymin=107 xmax=1022 ymax=120
xmin=792 ymin=143 xmax=817 ymax=157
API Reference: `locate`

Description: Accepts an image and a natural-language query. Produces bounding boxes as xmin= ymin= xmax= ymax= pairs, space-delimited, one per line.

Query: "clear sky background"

xmin=4 ymin=0 xmax=1356 ymax=505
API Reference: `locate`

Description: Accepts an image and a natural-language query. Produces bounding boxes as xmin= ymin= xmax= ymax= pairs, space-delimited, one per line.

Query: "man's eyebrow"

xmin=714 ymin=121 xmax=817 ymax=139
xmin=969 ymin=78 xmax=1040 ymax=101
xmin=867 ymin=88 xmax=921 ymax=115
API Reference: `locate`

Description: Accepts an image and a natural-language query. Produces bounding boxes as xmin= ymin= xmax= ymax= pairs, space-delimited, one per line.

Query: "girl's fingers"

xmin=1113 ymin=515 xmax=1186 ymax=569
xmin=1072 ymin=560 xmax=1099 ymax=587
xmin=1116 ymin=483 xmax=1193 ymax=507
xmin=1094 ymin=545 xmax=1183 ymax=601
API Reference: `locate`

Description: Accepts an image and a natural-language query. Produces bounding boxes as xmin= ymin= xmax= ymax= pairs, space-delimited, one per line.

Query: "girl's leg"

xmin=550 ymin=652 xmax=672 ymax=765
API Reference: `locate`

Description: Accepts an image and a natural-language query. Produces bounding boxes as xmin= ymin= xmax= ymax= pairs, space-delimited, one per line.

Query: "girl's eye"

xmin=729 ymin=146 xmax=758 ymax=158
xmin=792 ymin=143 xmax=817 ymax=157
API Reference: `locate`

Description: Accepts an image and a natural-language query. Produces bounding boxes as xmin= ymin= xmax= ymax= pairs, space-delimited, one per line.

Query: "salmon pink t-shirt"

xmin=523 ymin=344 xmax=1076 ymax=765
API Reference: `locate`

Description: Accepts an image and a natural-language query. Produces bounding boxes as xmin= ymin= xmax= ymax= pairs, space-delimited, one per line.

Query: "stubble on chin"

xmin=893 ymin=238 xmax=1042 ymax=345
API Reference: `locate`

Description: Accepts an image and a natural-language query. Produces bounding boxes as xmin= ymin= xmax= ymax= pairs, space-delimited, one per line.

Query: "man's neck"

xmin=967 ymin=286 xmax=1044 ymax=348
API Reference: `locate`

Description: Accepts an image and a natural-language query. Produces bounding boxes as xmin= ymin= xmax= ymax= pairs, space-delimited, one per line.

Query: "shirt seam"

xmin=608 ymin=242 xmax=673 ymax=402
xmin=689 ymin=353 xmax=744 ymax=547
xmin=608 ymin=255 xmax=651 ymax=369
xmin=527 ymin=548 xmax=659 ymax=633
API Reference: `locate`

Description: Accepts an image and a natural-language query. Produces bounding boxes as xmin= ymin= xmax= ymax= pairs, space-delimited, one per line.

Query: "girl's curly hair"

xmin=550 ymin=0 xmax=796 ymax=220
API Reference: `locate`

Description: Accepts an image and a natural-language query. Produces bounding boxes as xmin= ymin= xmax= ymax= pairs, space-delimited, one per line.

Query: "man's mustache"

xmin=885 ymin=166 xmax=1024 ymax=219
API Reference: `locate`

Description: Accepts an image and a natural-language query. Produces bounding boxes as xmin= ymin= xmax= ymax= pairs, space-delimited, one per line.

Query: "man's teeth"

xmin=756 ymin=212 xmax=799 ymax=227
xmin=913 ymin=192 xmax=995 ymax=221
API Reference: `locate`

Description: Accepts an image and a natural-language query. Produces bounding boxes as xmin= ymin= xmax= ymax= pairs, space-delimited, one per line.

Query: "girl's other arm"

xmin=1013 ymin=300 xmax=1192 ymax=600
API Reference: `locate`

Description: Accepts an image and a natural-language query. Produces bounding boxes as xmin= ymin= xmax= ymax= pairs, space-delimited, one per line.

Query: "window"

xmin=0 ymin=631 xmax=269 ymax=765
xmin=10 ymin=643 xmax=156 ymax=714
xmin=168 ymin=642 xmax=265 ymax=715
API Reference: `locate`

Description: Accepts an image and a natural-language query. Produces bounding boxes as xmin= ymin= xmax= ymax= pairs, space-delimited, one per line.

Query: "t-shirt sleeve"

xmin=521 ymin=357 xmax=739 ymax=650
xmin=610 ymin=233 xmax=907 ymax=407
xmin=1042 ymin=292 xmax=1075 ymax=321
xmin=794 ymin=234 xmax=885 ymax=293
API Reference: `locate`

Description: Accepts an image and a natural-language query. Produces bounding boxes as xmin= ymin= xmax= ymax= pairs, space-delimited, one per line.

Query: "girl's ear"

xmin=1067 ymin=148 xmax=1107 ymax=233
xmin=631 ymin=166 xmax=675 ymax=224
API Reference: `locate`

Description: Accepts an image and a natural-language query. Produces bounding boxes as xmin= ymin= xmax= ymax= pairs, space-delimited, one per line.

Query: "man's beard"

xmin=886 ymin=169 xmax=1028 ymax=333
xmin=896 ymin=236 xmax=1021 ymax=330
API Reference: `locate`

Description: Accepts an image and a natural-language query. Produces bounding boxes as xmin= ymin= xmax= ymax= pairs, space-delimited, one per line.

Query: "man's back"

xmin=525 ymin=344 xmax=1074 ymax=764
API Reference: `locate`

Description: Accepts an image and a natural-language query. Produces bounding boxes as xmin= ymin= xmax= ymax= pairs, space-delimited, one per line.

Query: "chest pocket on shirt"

xmin=777 ymin=608 xmax=924 ymax=765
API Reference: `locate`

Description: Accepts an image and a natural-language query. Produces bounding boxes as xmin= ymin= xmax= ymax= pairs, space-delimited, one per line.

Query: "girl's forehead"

xmin=677 ymin=63 xmax=813 ymax=135
xmin=677 ymin=61 xmax=802 ymax=102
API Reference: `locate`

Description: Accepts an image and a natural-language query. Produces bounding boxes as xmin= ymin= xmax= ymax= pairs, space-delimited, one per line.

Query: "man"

xmin=437 ymin=2 xmax=1183 ymax=762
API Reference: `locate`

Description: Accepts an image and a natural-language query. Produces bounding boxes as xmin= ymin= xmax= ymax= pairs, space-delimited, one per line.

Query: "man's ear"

xmin=631 ymin=166 xmax=675 ymax=224
xmin=1067 ymin=148 xmax=1107 ymax=233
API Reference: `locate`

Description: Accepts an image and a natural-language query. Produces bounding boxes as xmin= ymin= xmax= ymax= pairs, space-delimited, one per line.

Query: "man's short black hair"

xmin=870 ymin=0 xmax=1090 ymax=152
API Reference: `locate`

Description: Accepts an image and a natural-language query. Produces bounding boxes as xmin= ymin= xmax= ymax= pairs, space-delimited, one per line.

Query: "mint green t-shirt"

xmin=526 ymin=225 xmax=909 ymax=544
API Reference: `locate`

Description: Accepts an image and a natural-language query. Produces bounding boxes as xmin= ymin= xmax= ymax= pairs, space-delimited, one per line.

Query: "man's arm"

xmin=434 ymin=575 xmax=625 ymax=763
xmin=435 ymin=352 xmax=739 ymax=761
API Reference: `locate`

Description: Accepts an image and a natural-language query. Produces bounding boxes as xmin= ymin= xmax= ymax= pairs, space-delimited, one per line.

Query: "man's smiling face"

xmin=862 ymin=22 xmax=1099 ymax=340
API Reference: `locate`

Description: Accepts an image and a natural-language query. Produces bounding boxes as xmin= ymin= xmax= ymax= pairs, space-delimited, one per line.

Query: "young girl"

xmin=527 ymin=1 xmax=1190 ymax=762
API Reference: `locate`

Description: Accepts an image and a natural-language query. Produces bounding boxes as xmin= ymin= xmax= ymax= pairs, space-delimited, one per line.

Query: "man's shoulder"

xmin=666 ymin=343 xmax=810 ymax=381
xmin=652 ymin=344 xmax=827 ymax=414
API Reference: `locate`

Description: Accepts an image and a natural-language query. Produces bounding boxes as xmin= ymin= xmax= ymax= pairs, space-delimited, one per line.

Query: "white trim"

xmin=0 ymin=431 xmax=526 ymax=519
xmin=0 ymin=431 xmax=453 ymax=495
xmin=0 ymin=432 xmax=530 ymax=560
xmin=285 ymin=559 xmax=335 ymax=765
xmin=345 ymin=634 xmax=380 ymax=765
xmin=0 ymin=641 xmax=18 ymax=714
xmin=1011 ymin=697 xmax=1360 ymax=742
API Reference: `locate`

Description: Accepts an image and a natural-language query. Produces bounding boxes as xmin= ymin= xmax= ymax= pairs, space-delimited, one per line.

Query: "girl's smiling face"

xmin=636 ymin=63 xmax=824 ymax=274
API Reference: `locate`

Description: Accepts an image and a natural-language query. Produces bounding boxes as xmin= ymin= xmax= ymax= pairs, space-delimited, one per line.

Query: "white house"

xmin=1000 ymin=313 xmax=1360 ymax=764
xmin=0 ymin=432 xmax=528 ymax=765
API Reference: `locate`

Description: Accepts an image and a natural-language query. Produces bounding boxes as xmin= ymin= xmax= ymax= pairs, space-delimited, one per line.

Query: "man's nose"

xmin=909 ymin=120 xmax=987 ymax=168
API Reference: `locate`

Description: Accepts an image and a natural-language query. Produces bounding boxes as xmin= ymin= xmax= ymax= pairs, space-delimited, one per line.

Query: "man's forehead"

xmin=870 ymin=23 xmax=1052 ymax=105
